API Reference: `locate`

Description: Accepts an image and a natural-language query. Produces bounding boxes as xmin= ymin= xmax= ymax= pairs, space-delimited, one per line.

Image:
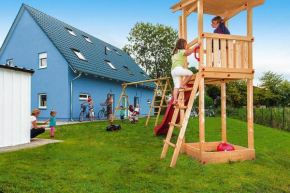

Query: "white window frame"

xmin=105 ymin=60 xmax=116 ymax=70
xmin=79 ymin=93 xmax=89 ymax=101
xmin=71 ymin=49 xmax=87 ymax=61
xmin=83 ymin=35 xmax=93 ymax=44
xmin=39 ymin=52 xmax=47 ymax=69
xmin=124 ymin=66 xmax=134 ymax=75
xmin=6 ymin=59 xmax=13 ymax=66
xmin=140 ymin=72 xmax=149 ymax=80
xmin=39 ymin=94 xmax=47 ymax=109
xmin=65 ymin=27 xmax=77 ymax=37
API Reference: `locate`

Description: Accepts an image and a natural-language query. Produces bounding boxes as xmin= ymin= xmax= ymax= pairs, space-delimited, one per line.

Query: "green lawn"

xmin=0 ymin=117 xmax=289 ymax=192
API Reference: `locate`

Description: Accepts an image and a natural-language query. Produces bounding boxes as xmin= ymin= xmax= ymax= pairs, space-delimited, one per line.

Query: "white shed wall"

xmin=0 ymin=68 xmax=31 ymax=147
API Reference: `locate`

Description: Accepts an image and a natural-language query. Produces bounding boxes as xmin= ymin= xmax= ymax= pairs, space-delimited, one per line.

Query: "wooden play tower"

xmin=161 ymin=0 xmax=264 ymax=167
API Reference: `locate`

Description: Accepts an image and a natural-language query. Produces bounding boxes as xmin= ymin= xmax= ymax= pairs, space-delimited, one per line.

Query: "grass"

xmin=0 ymin=117 xmax=289 ymax=192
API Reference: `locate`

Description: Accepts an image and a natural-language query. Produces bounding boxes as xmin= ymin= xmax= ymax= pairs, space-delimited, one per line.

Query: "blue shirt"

xmin=49 ymin=116 xmax=56 ymax=127
xmin=214 ymin=23 xmax=230 ymax=35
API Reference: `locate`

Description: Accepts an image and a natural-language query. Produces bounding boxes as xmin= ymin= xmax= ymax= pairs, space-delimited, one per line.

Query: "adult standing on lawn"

xmin=101 ymin=94 xmax=113 ymax=120
xmin=30 ymin=109 xmax=45 ymax=140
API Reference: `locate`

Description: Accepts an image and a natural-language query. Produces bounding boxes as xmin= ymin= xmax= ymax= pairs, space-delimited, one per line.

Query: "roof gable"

xmin=20 ymin=4 xmax=152 ymax=85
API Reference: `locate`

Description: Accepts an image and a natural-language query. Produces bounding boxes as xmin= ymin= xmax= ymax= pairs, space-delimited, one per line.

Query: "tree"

xmin=226 ymin=80 xmax=247 ymax=108
xmin=259 ymin=71 xmax=283 ymax=106
xmin=123 ymin=22 xmax=178 ymax=79
xmin=279 ymin=80 xmax=290 ymax=106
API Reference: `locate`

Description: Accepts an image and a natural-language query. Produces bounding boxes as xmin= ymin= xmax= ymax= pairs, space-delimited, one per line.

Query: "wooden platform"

xmin=183 ymin=142 xmax=255 ymax=164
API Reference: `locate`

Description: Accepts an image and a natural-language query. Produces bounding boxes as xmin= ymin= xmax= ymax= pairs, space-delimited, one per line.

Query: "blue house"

xmin=0 ymin=4 xmax=155 ymax=121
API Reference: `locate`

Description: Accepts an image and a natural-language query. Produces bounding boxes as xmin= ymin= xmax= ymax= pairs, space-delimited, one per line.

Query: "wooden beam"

xmin=221 ymin=83 xmax=226 ymax=142
xmin=247 ymin=1 xmax=253 ymax=69
xmin=122 ymin=77 xmax=170 ymax=86
xmin=247 ymin=79 xmax=254 ymax=149
xmin=179 ymin=16 xmax=183 ymax=38
xmin=186 ymin=3 xmax=197 ymax=17
xmin=186 ymin=38 xmax=198 ymax=49
xmin=198 ymin=0 xmax=204 ymax=69
xmin=202 ymin=67 xmax=254 ymax=73
xmin=224 ymin=3 xmax=248 ymax=22
xmin=203 ymin=33 xmax=252 ymax=41
xmin=170 ymin=0 xmax=198 ymax=13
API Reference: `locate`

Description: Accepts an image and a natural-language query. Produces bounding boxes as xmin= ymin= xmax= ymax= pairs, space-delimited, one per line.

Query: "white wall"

xmin=0 ymin=68 xmax=31 ymax=147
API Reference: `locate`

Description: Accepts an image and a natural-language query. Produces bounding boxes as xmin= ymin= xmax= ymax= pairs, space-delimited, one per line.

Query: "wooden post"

xmin=247 ymin=1 xmax=253 ymax=69
xmin=247 ymin=79 xmax=254 ymax=149
xmin=179 ymin=16 xmax=183 ymax=38
xmin=221 ymin=83 xmax=226 ymax=142
xmin=111 ymin=86 xmax=126 ymax=123
xmin=198 ymin=0 xmax=204 ymax=69
xmin=199 ymin=77 xmax=205 ymax=154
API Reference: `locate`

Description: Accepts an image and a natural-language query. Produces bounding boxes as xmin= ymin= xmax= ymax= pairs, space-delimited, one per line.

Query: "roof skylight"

xmin=124 ymin=66 xmax=134 ymax=75
xmin=105 ymin=60 xmax=116 ymax=70
xmin=72 ymin=49 xmax=87 ymax=61
xmin=83 ymin=35 xmax=93 ymax=43
xmin=65 ymin=27 xmax=77 ymax=37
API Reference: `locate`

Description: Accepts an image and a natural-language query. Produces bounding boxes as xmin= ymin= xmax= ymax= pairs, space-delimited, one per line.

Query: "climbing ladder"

xmin=145 ymin=78 xmax=173 ymax=126
xmin=161 ymin=73 xmax=201 ymax=167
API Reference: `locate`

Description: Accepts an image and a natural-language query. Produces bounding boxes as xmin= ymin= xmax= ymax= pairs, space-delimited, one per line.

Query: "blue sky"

xmin=0 ymin=0 xmax=289 ymax=85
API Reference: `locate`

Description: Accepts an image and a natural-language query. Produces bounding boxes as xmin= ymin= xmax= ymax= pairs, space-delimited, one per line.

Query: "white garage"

xmin=0 ymin=64 xmax=34 ymax=148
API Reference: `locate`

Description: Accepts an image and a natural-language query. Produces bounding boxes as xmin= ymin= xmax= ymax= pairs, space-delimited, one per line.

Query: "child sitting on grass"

xmin=44 ymin=110 xmax=57 ymax=138
xmin=171 ymin=38 xmax=201 ymax=105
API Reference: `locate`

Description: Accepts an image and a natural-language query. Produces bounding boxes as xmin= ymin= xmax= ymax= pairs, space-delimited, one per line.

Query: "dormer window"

xmin=6 ymin=59 xmax=13 ymax=66
xmin=113 ymin=49 xmax=121 ymax=56
xmin=124 ymin=66 xmax=134 ymax=75
xmin=105 ymin=60 xmax=116 ymax=70
xmin=140 ymin=72 xmax=149 ymax=80
xmin=65 ymin=27 xmax=77 ymax=37
xmin=83 ymin=35 xmax=93 ymax=44
xmin=71 ymin=49 xmax=87 ymax=61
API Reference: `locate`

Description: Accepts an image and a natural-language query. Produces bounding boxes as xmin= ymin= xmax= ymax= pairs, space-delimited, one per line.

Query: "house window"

xmin=124 ymin=66 xmax=134 ymax=75
xmin=113 ymin=49 xmax=121 ymax=56
xmin=140 ymin=72 xmax=149 ymax=80
xmin=83 ymin=35 xmax=93 ymax=44
xmin=39 ymin=53 xmax=47 ymax=68
xmin=39 ymin=94 xmax=47 ymax=109
xmin=79 ymin=93 xmax=89 ymax=100
xmin=105 ymin=60 xmax=116 ymax=70
xmin=6 ymin=59 xmax=13 ymax=66
xmin=72 ymin=49 xmax=87 ymax=61
xmin=65 ymin=27 xmax=77 ymax=36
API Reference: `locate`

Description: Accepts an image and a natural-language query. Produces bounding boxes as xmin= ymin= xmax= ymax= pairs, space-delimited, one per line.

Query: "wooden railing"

xmin=187 ymin=33 xmax=253 ymax=70
xmin=203 ymin=33 xmax=253 ymax=69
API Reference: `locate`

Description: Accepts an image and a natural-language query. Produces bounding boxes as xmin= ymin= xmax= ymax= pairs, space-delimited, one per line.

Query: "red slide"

xmin=155 ymin=84 xmax=194 ymax=135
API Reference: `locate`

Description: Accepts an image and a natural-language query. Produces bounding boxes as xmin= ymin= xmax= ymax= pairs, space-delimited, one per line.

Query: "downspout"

xmin=70 ymin=72 xmax=82 ymax=121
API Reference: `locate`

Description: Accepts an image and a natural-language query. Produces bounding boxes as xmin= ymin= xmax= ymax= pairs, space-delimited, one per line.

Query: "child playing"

xmin=171 ymin=38 xmax=201 ymax=105
xmin=44 ymin=110 xmax=57 ymax=138
xmin=128 ymin=105 xmax=138 ymax=123
xmin=120 ymin=106 xmax=125 ymax=123
xmin=134 ymin=104 xmax=141 ymax=115
xmin=211 ymin=16 xmax=230 ymax=35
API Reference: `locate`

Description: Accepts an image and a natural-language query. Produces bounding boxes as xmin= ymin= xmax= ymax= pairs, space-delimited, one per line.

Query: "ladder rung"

xmin=153 ymin=106 xmax=161 ymax=108
xmin=164 ymin=140 xmax=176 ymax=148
xmin=169 ymin=122 xmax=182 ymax=128
xmin=174 ymin=106 xmax=188 ymax=109
xmin=179 ymin=88 xmax=193 ymax=92
xmin=161 ymin=105 xmax=168 ymax=108
xmin=154 ymin=112 xmax=159 ymax=114
xmin=155 ymin=100 xmax=161 ymax=102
